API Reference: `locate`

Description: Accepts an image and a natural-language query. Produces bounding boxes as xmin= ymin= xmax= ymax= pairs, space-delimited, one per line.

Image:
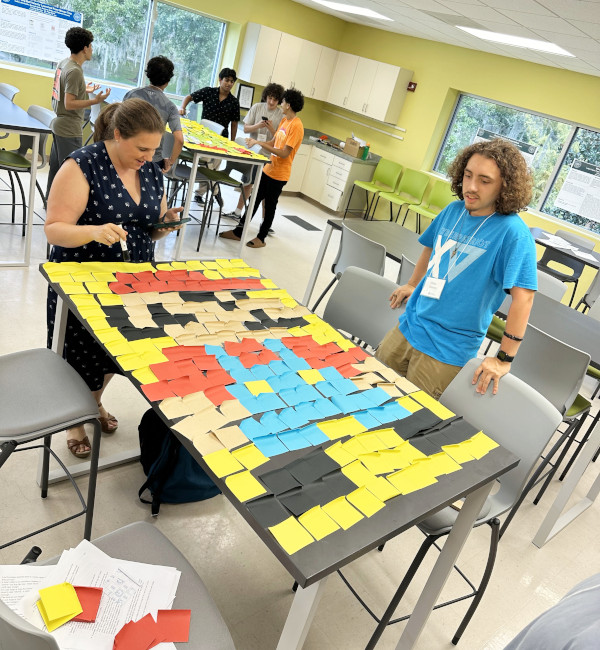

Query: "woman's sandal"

xmin=97 ymin=403 xmax=118 ymax=434
xmin=67 ymin=435 xmax=92 ymax=459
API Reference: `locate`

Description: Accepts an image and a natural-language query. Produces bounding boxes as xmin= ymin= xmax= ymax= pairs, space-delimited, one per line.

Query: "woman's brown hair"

xmin=93 ymin=98 xmax=164 ymax=142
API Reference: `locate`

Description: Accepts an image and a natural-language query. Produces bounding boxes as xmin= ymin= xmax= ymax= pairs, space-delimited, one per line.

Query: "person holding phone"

xmin=222 ymin=83 xmax=285 ymax=221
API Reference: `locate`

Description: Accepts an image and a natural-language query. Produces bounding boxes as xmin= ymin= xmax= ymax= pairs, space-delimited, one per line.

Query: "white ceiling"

xmin=292 ymin=0 xmax=600 ymax=77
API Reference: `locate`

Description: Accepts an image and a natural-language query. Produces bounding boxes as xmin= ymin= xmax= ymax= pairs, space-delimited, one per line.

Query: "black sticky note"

xmin=259 ymin=468 xmax=301 ymax=495
xmin=322 ymin=471 xmax=357 ymax=499
xmin=410 ymin=437 xmax=439 ymax=456
xmin=120 ymin=326 xmax=165 ymax=341
xmin=247 ymin=496 xmax=291 ymax=528
xmin=393 ymin=410 xmax=442 ymax=439
xmin=302 ymin=480 xmax=338 ymax=506
xmin=243 ymin=321 xmax=266 ymax=331
xmin=287 ymin=452 xmax=339 ymax=485
xmin=278 ymin=488 xmax=318 ymax=516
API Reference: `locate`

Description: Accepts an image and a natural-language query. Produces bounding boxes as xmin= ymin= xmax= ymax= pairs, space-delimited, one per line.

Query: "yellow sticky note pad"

xmin=298 ymin=369 xmax=325 ymax=385
xmin=97 ymin=293 xmax=124 ymax=306
xmin=131 ymin=367 xmax=158 ymax=384
xmin=104 ymin=340 xmax=136 ymax=356
xmin=225 ymin=470 xmax=267 ymax=501
xmin=203 ymin=270 xmax=223 ymax=280
xmin=203 ymin=448 xmax=245 ymax=478
xmin=231 ymin=444 xmax=269 ymax=470
xmin=442 ymin=441 xmax=477 ymax=464
xmin=341 ymin=437 xmax=369 ymax=457
xmin=341 ymin=460 xmax=376 ymax=487
xmin=347 ymin=486 xmax=385 ymax=517
xmin=59 ymin=282 xmax=88 ymax=295
xmin=354 ymin=432 xmax=387 ymax=453
xmin=37 ymin=582 xmax=82 ymax=632
xmin=469 ymin=432 xmax=499 ymax=459
xmin=245 ymin=380 xmax=273 ymax=395
xmin=85 ymin=281 xmax=112 ymax=294
xmin=358 ymin=452 xmax=395 ymax=475
xmin=93 ymin=327 xmax=125 ymax=344
xmin=410 ymin=391 xmax=455 ymax=420
xmin=324 ymin=441 xmax=356 ymax=467
xmin=374 ymin=428 xmax=404 ymax=449
xmin=86 ymin=317 xmax=110 ymax=331
xmin=366 ymin=476 xmax=401 ymax=502
xmin=322 ymin=497 xmax=364 ymax=530
xmin=393 ymin=441 xmax=427 ymax=465
xmin=70 ymin=294 xmax=99 ymax=307
xmin=419 ymin=453 xmax=462 ymax=476
xmin=261 ymin=279 xmax=278 ymax=289
xmin=69 ymin=271 xmax=95 ymax=282
xmin=388 ymin=464 xmax=438 ymax=495
xmin=317 ymin=416 xmax=367 ymax=440
xmin=396 ymin=396 xmax=423 ymax=413
xmin=92 ymin=272 xmax=116 ymax=282
xmin=185 ymin=260 xmax=206 ymax=270
xmin=269 ymin=517 xmax=314 ymax=555
xmin=299 ymin=506 xmax=340 ymax=540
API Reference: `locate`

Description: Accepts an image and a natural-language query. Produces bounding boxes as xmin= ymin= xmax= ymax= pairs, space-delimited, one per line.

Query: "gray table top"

xmin=0 ymin=95 xmax=51 ymax=134
xmin=531 ymin=227 xmax=600 ymax=270
xmin=329 ymin=218 xmax=424 ymax=265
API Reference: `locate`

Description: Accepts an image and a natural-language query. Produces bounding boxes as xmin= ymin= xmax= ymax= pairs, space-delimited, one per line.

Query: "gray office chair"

xmin=575 ymin=269 xmax=600 ymax=313
xmin=0 ymin=348 xmax=101 ymax=549
xmin=361 ymin=359 xmax=562 ymax=648
xmin=537 ymin=229 xmax=595 ymax=306
xmin=0 ymin=82 xmax=19 ymax=102
xmin=311 ymin=224 xmax=387 ymax=311
xmin=0 ymin=522 xmax=235 ymax=649
xmin=395 ymin=255 xmax=416 ymax=318
xmin=322 ymin=266 xmax=399 ymax=351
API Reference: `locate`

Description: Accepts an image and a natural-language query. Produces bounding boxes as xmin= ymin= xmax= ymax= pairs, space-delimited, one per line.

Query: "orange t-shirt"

xmin=263 ymin=115 xmax=304 ymax=182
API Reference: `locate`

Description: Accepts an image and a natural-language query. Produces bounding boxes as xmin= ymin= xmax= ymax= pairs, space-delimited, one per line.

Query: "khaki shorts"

xmin=375 ymin=326 xmax=462 ymax=399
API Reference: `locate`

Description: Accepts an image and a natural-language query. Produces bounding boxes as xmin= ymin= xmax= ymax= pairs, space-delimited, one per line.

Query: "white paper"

xmin=0 ymin=565 xmax=52 ymax=612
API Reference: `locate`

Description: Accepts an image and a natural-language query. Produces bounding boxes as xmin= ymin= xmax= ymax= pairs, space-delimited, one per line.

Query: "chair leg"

xmin=8 ymin=171 xmax=16 ymax=224
xmin=365 ymin=534 xmax=440 ymax=650
xmin=0 ymin=440 xmax=17 ymax=469
xmin=35 ymin=178 xmax=47 ymax=210
xmin=343 ymin=184 xmax=356 ymax=220
xmin=84 ymin=419 xmax=102 ymax=541
xmin=40 ymin=434 xmax=52 ymax=499
xmin=568 ymin=280 xmax=578 ymax=307
xmin=13 ymin=171 xmax=26 ymax=236
xmin=311 ymin=277 xmax=337 ymax=312
xmin=452 ymin=519 xmax=500 ymax=645
xmin=559 ymin=410 xmax=599 ymax=481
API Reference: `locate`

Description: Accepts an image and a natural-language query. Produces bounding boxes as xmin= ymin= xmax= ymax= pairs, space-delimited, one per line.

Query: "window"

xmin=434 ymin=94 xmax=600 ymax=234
xmin=0 ymin=0 xmax=225 ymax=97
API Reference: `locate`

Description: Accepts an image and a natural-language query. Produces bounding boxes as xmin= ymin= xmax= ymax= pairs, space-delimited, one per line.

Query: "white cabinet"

xmin=346 ymin=58 xmax=378 ymax=114
xmin=297 ymin=44 xmax=337 ymax=101
xmin=271 ymin=33 xmax=303 ymax=88
xmin=284 ymin=144 xmax=310 ymax=192
xmin=237 ymin=24 xmax=282 ymax=86
xmin=312 ymin=47 xmax=337 ymax=101
xmin=326 ymin=52 xmax=358 ymax=107
xmin=301 ymin=147 xmax=333 ymax=202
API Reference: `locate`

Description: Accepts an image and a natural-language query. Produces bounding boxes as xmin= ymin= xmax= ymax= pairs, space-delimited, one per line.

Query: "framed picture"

xmin=237 ymin=83 xmax=254 ymax=110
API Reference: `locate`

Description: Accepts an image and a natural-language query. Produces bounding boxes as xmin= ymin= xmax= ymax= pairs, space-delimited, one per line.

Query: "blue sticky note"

xmin=279 ymin=372 xmax=303 ymax=389
xmin=296 ymin=385 xmax=321 ymax=403
xmin=228 ymin=368 xmax=257 ymax=383
xmin=382 ymin=402 xmax=412 ymax=420
xmin=205 ymin=344 xmax=226 ymax=357
xmin=367 ymin=406 xmax=392 ymax=424
xmin=260 ymin=410 xmax=287 ymax=434
xmin=282 ymin=356 xmax=311 ymax=371
xmin=250 ymin=364 xmax=274 ymax=379
xmin=319 ymin=367 xmax=345 ymax=382
xmin=268 ymin=360 xmax=289 ymax=375
xmin=253 ymin=434 xmax=288 ymax=457
xmin=295 ymin=401 xmax=321 ymax=421
xmin=278 ymin=430 xmax=311 ymax=451
xmin=280 ymin=387 xmax=303 ymax=407
xmin=218 ymin=355 xmax=244 ymax=371
xmin=266 ymin=375 xmax=283 ymax=392
xmin=263 ymin=338 xmax=285 ymax=352
xmin=240 ymin=417 xmax=270 ymax=440
xmin=279 ymin=407 xmax=309 ymax=429
xmin=314 ymin=398 xmax=342 ymax=417
xmin=226 ymin=383 xmax=254 ymax=401
xmin=353 ymin=410 xmax=382 ymax=429
xmin=256 ymin=393 xmax=287 ymax=411
xmin=362 ymin=387 xmax=391 ymax=406
xmin=301 ymin=423 xmax=329 ymax=445
xmin=315 ymin=381 xmax=337 ymax=397
xmin=353 ymin=393 xmax=375 ymax=410
xmin=331 ymin=378 xmax=359 ymax=395
xmin=331 ymin=394 xmax=360 ymax=413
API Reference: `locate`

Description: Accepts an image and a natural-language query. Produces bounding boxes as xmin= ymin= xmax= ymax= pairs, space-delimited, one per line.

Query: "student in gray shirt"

xmin=123 ymin=56 xmax=183 ymax=172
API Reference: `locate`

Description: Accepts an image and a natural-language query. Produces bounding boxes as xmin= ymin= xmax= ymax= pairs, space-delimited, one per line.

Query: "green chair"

xmin=412 ymin=179 xmax=455 ymax=233
xmin=343 ymin=158 xmax=402 ymax=220
xmin=374 ymin=168 xmax=430 ymax=228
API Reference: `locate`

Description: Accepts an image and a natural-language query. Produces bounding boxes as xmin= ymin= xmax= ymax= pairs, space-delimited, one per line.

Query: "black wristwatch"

xmin=496 ymin=350 xmax=515 ymax=363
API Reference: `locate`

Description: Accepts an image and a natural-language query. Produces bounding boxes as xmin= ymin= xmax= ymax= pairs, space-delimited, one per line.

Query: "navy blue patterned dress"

xmin=47 ymin=141 xmax=164 ymax=391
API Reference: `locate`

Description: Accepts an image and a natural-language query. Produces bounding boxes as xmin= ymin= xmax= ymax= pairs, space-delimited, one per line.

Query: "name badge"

xmin=257 ymin=134 xmax=267 ymax=142
xmin=422 ymin=277 xmax=446 ymax=300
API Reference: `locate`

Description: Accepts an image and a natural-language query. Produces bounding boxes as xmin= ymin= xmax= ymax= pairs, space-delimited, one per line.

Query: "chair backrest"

xmin=201 ymin=119 xmax=225 ymax=136
xmin=510 ymin=323 xmax=590 ymax=415
xmin=440 ymin=359 xmax=562 ymax=518
xmin=332 ymin=224 xmax=387 ymax=277
xmin=372 ymin=158 xmax=403 ymax=191
xmin=323 ymin=266 xmax=400 ymax=349
xmin=427 ymin=180 xmax=454 ymax=212
xmin=394 ymin=255 xmax=416 ymax=316
xmin=537 ymin=269 xmax=568 ymax=302
xmin=556 ymin=229 xmax=595 ymax=251
xmin=26 ymin=105 xmax=56 ymax=168
xmin=538 ymin=229 xmax=594 ymax=278
xmin=0 ymin=83 xmax=19 ymax=101
xmin=586 ymin=297 xmax=600 ymax=321
xmin=0 ymin=598 xmax=59 ymax=649
xmin=583 ymin=271 xmax=600 ymax=310
xmin=396 ymin=168 xmax=430 ymax=202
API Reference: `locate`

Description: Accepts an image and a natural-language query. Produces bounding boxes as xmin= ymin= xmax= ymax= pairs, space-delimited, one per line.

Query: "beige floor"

xmin=1 ymin=168 xmax=599 ymax=650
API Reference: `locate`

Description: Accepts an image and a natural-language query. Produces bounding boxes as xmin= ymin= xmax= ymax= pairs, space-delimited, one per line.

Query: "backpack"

xmin=138 ymin=409 xmax=220 ymax=516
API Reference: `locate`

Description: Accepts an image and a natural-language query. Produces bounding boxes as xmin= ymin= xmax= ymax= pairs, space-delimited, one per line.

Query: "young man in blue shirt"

xmin=377 ymin=139 xmax=537 ymax=398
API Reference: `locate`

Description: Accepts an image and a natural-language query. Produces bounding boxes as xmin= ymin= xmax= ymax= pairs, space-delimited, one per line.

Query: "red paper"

xmin=305 ymin=356 xmax=329 ymax=369
xmin=164 ymin=346 xmax=207 ymax=361
xmin=337 ymin=363 xmax=361 ymax=378
xmin=204 ymin=384 xmax=234 ymax=406
xmin=108 ymin=282 xmax=135 ymax=294
xmin=134 ymin=271 xmax=155 ymax=282
xmin=72 ymin=586 xmax=103 ymax=622
xmin=141 ymin=380 xmax=177 ymax=401
xmin=113 ymin=614 xmax=157 ymax=650
xmin=154 ymin=609 xmax=191 ymax=644
xmin=115 ymin=272 xmax=136 ymax=284
xmin=191 ymin=355 xmax=221 ymax=371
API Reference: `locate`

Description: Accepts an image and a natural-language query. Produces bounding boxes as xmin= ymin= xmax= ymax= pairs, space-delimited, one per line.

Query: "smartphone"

xmin=262 ymin=116 xmax=269 ymax=121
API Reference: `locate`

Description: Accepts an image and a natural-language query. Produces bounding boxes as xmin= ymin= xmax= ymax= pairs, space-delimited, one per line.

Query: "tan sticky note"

xmin=213 ymin=425 xmax=249 ymax=450
xmin=193 ymin=432 xmax=225 ymax=456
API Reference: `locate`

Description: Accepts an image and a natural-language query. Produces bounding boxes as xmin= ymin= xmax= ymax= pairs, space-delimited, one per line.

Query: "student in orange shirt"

xmin=220 ymin=88 xmax=304 ymax=248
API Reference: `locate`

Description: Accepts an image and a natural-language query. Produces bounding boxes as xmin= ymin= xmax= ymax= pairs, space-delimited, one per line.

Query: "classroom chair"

xmin=343 ymin=158 xmax=403 ymax=220
xmin=374 ymin=168 xmax=430 ymax=228
xmin=0 ymin=348 xmax=101 ymax=549
xmin=0 ymin=521 xmax=235 ymax=649
xmin=411 ymin=179 xmax=455 ymax=232
xmin=575 ymin=269 xmax=600 ymax=313
xmin=0 ymin=82 xmax=19 ymax=102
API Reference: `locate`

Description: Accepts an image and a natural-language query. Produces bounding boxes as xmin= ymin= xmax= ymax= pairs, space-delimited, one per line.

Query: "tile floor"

xmin=1 ymin=168 xmax=600 ymax=650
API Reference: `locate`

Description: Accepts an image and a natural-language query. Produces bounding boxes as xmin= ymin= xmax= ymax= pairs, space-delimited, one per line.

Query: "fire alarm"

xmin=407 ymin=82 xmax=417 ymax=92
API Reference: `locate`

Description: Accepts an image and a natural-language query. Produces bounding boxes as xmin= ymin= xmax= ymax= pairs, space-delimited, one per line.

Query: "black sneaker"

xmin=215 ymin=193 xmax=224 ymax=208
xmin=223 ymin=211 xmax=242 ymax=221
xmin=194 ymin=194 xmax=204 ymax=205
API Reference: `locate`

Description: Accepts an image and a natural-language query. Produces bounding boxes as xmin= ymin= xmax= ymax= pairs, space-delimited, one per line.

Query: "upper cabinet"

xmin=238 ymin=24 xmax=414 ymax=124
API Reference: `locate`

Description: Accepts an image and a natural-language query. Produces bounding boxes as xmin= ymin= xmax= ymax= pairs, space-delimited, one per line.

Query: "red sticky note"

xmin=154 ymin=609 xmax=191 ymax=644
xmin=205 ymin=369 xmax=234 ymax=386
xmin=141 ymin=380 xmax=177 ymax=401
xmin=72 ymin=586 xmax=103 ymax=622
xmin=134 ymin=271 xmax=155 ymax=282
xmin=205 ymin=384 xmax=233 ymax=406
xmin=349 ymin=346 xmax=369 ymax=361
xmin=130 ymin=282 xmax=154 ymax=293
xmin=114 ymin=614 xmax=158 ymax=650
xmin=170 ymin=270 xmax=189 ymax=280
xmin=108 ymin=282 xmax=135 ymax=294
xmin=115 ymin=272 xmax=136 ymax=284
xmin=192 ymin=355 xmax=222 ymax=371
xmin=305 ymin=356 xmax=329 ymax=369
xmin=166 ymin=281 xmax=187 ymax=291
xmin=337 ymin=363 xmax=361 ymax=378
xmin=154 ymin=270 xmax=172 ymax=282
xmin=164 ymin=346 xmax=207 ymax=362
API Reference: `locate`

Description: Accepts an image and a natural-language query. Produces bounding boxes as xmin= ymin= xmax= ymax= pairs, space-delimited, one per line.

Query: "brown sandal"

xmin=67 ymin=435 xmax=91 ymax=459
xmin=98 ymin=403 xmax=118 ymax=434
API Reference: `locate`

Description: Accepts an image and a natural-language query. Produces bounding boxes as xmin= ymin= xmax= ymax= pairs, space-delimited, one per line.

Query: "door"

xmin=326 ymin=52 xmax=358 ymax=107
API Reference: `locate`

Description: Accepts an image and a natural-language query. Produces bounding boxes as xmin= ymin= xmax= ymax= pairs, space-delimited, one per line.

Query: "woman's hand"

xmin=390 ymin=284 xmax=415 ymax=309
xmin=246 ymin=138 xmax=257 ymax=148
xmin=93 ymin=223 xmax=128 ymax=247
xmin=161 ymin=207 xmax=185 ymax=230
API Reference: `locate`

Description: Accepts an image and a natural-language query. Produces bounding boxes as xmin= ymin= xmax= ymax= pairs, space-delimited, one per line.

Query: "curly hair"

xmin=65 ymin=27 xmax=93 ymax=54
xmin=145 ymin=55 xmax=174 ymax=87
xmin=282 ymin=88 xmax=304 ymax=114
xmin=261 ymin=83 xmax=284 ymax=103
xmin=447 ymin=138 xmax=533 ymax=215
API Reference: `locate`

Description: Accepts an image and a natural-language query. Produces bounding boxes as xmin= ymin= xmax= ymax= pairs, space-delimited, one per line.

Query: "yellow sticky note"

xmin=245 ymin=380 xmax=273 ymax=395
xmin=185 ymin=260 xmax=206 ymax=270
xmin=317 ymin=416 xmax=367 ymax=440
xmin=203 ymin=448 xmax=245 ymax=478
xmin=341 ymin=460 xmax=376 ymax=487
xmin=104 ymin=340 xmax=135 ymax=356
xmin=354 ymin=432 xmax=387 ymax=453
xmin=86 ymin=317 xmax=110 ymax=331
xmin=85 ymin=281 xmax=112 ymax=294
xmin=298 ymin=369 xmax=325 ymax=385
xmin=77 ymin=305 xmax=106 ymax=319
xmin=410 ymin=391 xmax=455 ymax=420
xmin=37 ymin=582 xmax=82 ymax=632
xmin=269 ymin=517 xmax=314 ymax=555
xmin=116 ymin=353 xmax=149 ymax=371
xmin=92 ymin=271 xmax=116 ymax=282
xmin=366 ymin=476 xmax=401 ymax=502
xmin=59 ymin=282 xmax=88 ymax=294
xmin=388 ymin=464 xmax=438 ymax=494
xmin=341 ymin=437 xmax=369 ymax=457
xmin=171 ymin=261 xmax=187 ymax=270
xmin=204 ymin=270 xmax=222 ymax=280
xmin=97 ymin=293 xmax=124 ymax=306
xmin=358 ymin=452 xmax=395 ymax=475
xmin=442 ymin=441 xmax=477 ymax=463
xmin=397 ymin=396 xmax=423 ymax=413
xmin=94 ymin=328 xmax=125 ymax=344
xmin=203 ymin=261 xmax=220 ymax=269
xmin=393 ymin=441 xmax=427 ymax=465
xmin=324 ymin=441 xmax=357 ymax=467
xmin=231 ymin=444 xmax=269 ymax=470
xmin=70 ymin=294 xmax=99 ymax=307
xmin=225 ymin=470 xmax=267 ymax=501
xmin=418 ymin=453 xmax=462 ymax=476
xmin=347 ymin=486 xmax=386 ymax=517
xmin=322 ymin=497 xmax=364 ymax=530
xmin=70 ymin=271 xmax=95 ymax=282
xmin=374 ymin=428 xmax=404 ymax=449
xmin=131 ymin=367 xmax=158 ymax=384
xmin=468 ymin=432 xmax=499 ymax=459
xmin=299 ymin=506 xmax=340 ymax=540
xmin=261 ymin=279 xmax=278 ymax=289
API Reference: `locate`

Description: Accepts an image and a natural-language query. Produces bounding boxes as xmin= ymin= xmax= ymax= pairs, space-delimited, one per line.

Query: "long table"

xmin=0 ymin=94 xmax=51 ymax=267
xmin=303 ymin=218 xmax=423 ymax=306
xmin=531 ymin=226 xmax=600 ymax=270
xmin=40 ymin=258 xmax=517 ymax=648
xmin=173 ymin=119 xmax=269 ymax=259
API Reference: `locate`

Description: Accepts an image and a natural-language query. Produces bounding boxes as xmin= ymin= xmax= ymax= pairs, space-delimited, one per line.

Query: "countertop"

xmin=301 ymin=128 xmax=379 ymax=166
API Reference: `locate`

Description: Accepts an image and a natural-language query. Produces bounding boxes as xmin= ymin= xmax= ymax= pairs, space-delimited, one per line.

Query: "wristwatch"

xmin=496 ymin=350 xmax=515 ymax=363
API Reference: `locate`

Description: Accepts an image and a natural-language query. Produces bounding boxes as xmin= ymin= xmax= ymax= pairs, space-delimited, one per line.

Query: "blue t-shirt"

xmin=399 ymin=200 xmax=537 ymax=366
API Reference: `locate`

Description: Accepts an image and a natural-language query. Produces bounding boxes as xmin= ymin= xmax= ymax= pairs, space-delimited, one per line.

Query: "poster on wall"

xmin=555 ymin=160 xmax=600 ymax=223
xmin=0 ymin=0 xmax=83 ymax=63
xmin=473 ymin=128 xmax=537 ymax=167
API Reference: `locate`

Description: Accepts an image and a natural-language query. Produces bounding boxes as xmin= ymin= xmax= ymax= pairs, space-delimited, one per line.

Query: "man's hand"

xmin=86 ymin=82 xmax=101 ymax=93
xmin=246 ymin=138 xmax=257 ymax=148
xmin=389 ymin=284 xmax=415 ymax=309
xmin=178 ymin=107 xmax=186 ymax=116
xmin=162 ymin=158 xmax=173 ymax=173
xmin=472 ymin=357 xmax=511 ymax=395
xmin=94 ymin=88 xmax=111 ymax=104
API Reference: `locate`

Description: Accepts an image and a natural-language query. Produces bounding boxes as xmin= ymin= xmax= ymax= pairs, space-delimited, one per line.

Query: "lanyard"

xmin=442 ymin=210 xmax=495 ymax=280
